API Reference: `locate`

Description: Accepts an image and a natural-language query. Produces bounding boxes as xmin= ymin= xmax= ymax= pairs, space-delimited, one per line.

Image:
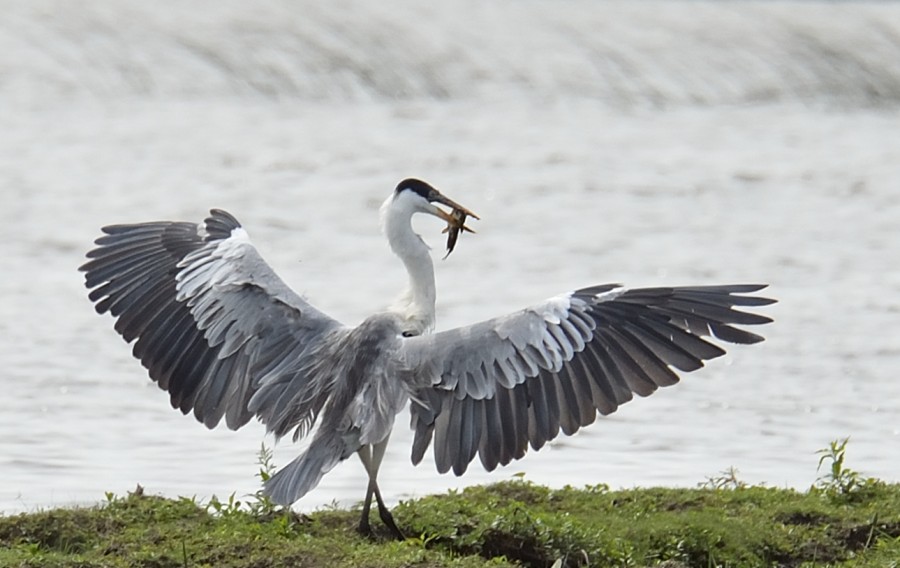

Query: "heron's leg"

xmin=368 ymin=437 xmax=404 ymax=539
xmin=371 ymin=478 xmax=403 ymax=539
xmin=356 ymin=445 xmax=376 ymax=536
xmin=355 ymin=437 xmax=404 ymax=540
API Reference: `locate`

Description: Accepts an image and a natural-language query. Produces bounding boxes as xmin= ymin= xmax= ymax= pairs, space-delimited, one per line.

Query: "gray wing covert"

xmin=81 ymin=209 xmax=344 ymax=436
xmin=401 ymin=284 xmax=775 ymax=476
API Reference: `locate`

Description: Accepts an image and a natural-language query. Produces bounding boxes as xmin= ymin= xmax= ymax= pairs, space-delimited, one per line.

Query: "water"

xmin=2 ymin=1 xmax=899 ymax=514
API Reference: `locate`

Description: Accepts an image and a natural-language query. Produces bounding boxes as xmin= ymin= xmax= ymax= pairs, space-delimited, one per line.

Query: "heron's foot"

xmin=356 ymin=509 xmax=404 ymax=540
xmin=378 ymin=507 xmax=405 ymax=541
xmin=357 ymin=513 xmax=375 ymax=539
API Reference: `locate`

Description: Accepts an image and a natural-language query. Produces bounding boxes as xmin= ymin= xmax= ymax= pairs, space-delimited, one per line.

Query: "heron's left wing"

xmin=81 ymin=209 xmax=345 ymax=435
xmin=399 ymin=284 xmax=774 ymax=476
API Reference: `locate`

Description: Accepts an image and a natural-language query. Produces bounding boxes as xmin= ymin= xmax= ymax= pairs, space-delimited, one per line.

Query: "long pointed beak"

xmin=428 ymin=190 xmax=480 ymax=222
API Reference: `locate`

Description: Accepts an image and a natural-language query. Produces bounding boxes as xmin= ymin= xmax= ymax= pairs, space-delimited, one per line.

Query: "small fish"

xmin=442 ymin=208 xmax=477 ymax=259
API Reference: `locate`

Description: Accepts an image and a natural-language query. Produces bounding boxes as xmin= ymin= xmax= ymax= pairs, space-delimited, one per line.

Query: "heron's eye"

xmin=401 ymin=330 xmax=417 ymax=338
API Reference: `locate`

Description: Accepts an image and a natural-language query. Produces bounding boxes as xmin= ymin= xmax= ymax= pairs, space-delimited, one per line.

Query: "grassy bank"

xmin=2 ymin=441 xmax=898 ymax=568
xmin=1 ymin=479 xmax=898 ymax=568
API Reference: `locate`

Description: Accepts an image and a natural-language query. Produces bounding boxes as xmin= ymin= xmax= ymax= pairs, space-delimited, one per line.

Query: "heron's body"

xmin=259 ymin=312 xmax=410 ymax=510
xmin=81 ymin=179 xmax=774 ymax=538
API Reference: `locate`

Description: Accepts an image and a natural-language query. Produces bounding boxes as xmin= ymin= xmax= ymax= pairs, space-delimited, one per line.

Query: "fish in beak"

xmin=427 ymin=190 xmax=479 ymax=258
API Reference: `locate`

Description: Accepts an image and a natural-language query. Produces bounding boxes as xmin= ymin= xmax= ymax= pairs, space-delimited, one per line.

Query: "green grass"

xmin=0 ymin=488 xmax=509 ymax=568
xmin=398 ymin=480 xmax=900 ymax=567
xmin=1 ymin=480 xmax=898 ymax=568
xmin=2 ymin=441 xmax=898 ymax=567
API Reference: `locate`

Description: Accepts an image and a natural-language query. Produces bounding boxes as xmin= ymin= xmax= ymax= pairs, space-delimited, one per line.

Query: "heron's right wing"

xmin=399 ymin=284 xmax=774 ymax=476
xmin=81 ymin=209 xmax=346 ymax=437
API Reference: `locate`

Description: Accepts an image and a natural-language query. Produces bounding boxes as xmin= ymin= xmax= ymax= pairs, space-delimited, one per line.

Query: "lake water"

xmin=2 ymin=0 xmax=899 ymax=514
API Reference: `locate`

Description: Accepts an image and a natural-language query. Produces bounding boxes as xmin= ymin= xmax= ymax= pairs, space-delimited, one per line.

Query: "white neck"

xmin=380 ymin=194 xmax=436 ymax=332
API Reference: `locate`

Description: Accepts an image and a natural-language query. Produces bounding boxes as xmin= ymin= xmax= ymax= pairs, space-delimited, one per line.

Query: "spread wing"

xmin=80 ymin=209 xmax=346 ymax=436
xmin=399 ymin=284 xmax=775 ymax=475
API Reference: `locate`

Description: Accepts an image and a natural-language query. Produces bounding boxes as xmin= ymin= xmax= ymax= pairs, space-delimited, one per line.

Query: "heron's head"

xmin=388 ymin=178 xmax=479 ymax=224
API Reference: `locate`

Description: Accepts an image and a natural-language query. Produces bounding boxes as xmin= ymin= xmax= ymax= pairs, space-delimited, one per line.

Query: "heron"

xmin=80 ymin=178 xmax=774 ymax=538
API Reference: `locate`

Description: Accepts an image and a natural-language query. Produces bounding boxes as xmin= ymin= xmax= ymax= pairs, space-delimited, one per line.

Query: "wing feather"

xmin=557 ymin=361 xmax=593 ymax=433
xmin=81 ymin=209 xmax=344 ymax=434
xmin=458 ymin=397 xmax=484 ymax=475
xmin=526 ymin=368 xmax=556 ymax=451
xmin=401 ymin=284 xmax=774 ymax=475
xmin=572 ymin=361 xmax=597 ymax=428
xmin=479 ymin=397 xmax=502 ymax=471
xmin=595 ymin=327 xmax=659 ymax=396
xmin=113 ymin=278 xmax=176 ymax=340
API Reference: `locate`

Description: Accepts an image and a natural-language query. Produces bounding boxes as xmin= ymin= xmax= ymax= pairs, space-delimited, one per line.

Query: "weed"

xmin=246 ymin=441 xmax=281 ymax=517
xmin=699 ymin=467 xmax=747 ymax=491
xmin=812 ymin=438 xmax=880 ymax=500
xmin=205 ymin=442 xmax=283 ymax=519
xmin=206 ymin=492 xmax=245 ymax=517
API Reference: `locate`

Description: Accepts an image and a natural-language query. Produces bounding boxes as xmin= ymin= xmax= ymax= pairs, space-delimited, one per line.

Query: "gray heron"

xmin=80 ymin=178 xmax=774 ymax=538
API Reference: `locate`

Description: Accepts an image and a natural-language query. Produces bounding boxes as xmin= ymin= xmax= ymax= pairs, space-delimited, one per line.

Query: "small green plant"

xmin=245 ymin=442 xmax=281 ymax=517
xmin=699 ymin=467 xmax=747 ymax=490
xmin=249 ymin=442 xmax=299 ymax=537
xmin=204 ymin=443 xmax=281 ymax=518
xmin=813 ymin=437 xmax=878 ymax=498
xmin=206 ymin=492 xmax=244 ymax=517
xmin=814 ymin=437 xmax=859 ymax=495
xmin=256 ymin=441 xmax=277 ymax=483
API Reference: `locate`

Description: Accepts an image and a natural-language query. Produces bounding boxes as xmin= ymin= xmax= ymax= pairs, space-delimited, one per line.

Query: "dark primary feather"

xmin=402 ymin=284 xmax=774 ymax=476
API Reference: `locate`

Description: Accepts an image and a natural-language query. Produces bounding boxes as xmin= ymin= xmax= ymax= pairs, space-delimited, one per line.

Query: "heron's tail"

xmin=264 ymin=431 xmax=350 ymax=506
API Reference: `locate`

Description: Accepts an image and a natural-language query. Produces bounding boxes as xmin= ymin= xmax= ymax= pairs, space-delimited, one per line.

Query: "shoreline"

xmin=3 ymin=476 xmax=898 ymax=567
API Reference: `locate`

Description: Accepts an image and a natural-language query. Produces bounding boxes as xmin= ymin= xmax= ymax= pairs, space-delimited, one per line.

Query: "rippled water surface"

xmin=2 ymin=0 xmax=899 ymax=513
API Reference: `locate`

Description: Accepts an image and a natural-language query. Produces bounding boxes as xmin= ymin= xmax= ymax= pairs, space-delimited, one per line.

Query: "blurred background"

xmin=2 ymin=0 xmax=899 ymax=513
